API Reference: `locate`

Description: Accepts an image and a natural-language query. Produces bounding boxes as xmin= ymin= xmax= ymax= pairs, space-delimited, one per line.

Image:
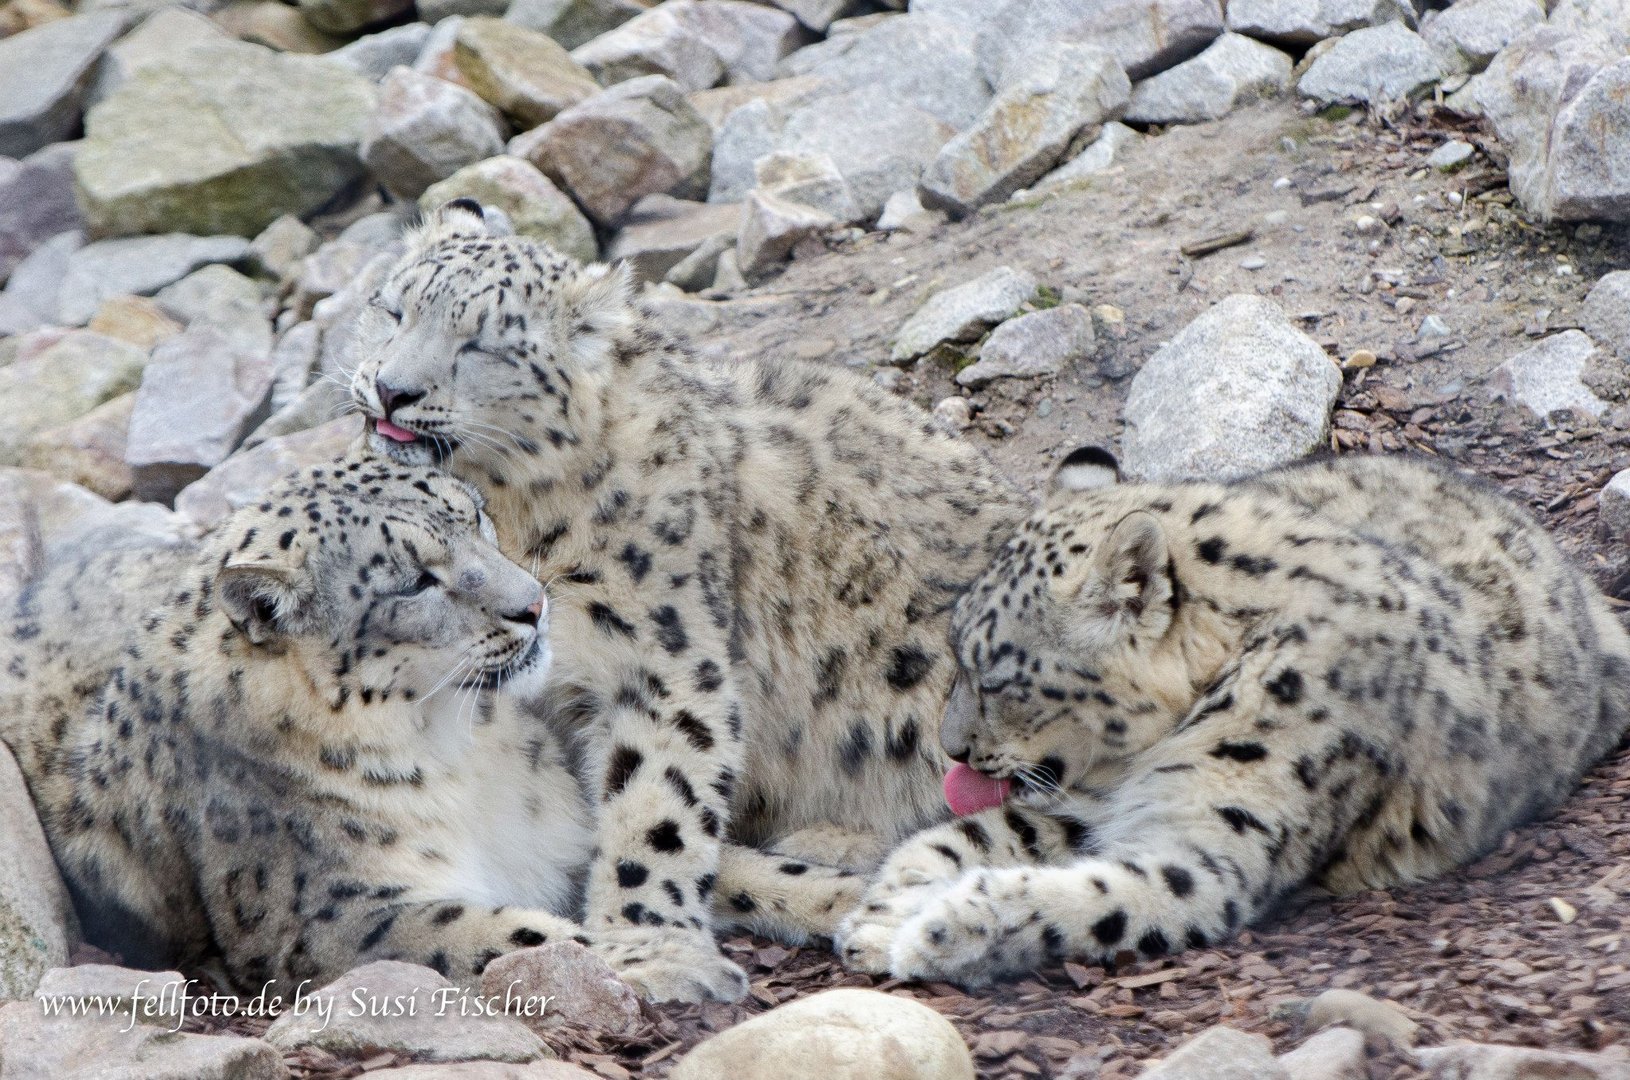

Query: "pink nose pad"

xmin=528 ymin=596 xmax=546 ymax=622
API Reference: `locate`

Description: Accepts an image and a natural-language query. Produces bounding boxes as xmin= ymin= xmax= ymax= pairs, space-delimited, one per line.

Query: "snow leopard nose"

xmin=376 ymin=379 xmax=425 ymax=419
xmin=505 ymin=595 xmax=545 ymax=628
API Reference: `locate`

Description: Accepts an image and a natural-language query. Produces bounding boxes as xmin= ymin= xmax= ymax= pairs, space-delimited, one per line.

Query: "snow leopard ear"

xmin=560 ymin=261 xmax=636 ymax=372
xmin=415 ymin=198 xmax=495 ymax=247
xmin=1050 ymin=446 xmax=1121 ymax=496
xmin=1058 ymin=511 xmax=1172 ymax=649
xmin=217 ymin=558 xmax=307 ymax=648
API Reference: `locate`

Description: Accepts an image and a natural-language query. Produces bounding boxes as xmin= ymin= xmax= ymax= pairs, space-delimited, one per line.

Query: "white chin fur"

xmin=368 ymin=429 xmax=436 ymax=466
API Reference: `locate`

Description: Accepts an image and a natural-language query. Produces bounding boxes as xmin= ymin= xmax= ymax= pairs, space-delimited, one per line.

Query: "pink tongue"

xmin=375 ymin=418 xmax=418 ymax=443
xmin=944 ymin=763 xmax=1012 ymax=817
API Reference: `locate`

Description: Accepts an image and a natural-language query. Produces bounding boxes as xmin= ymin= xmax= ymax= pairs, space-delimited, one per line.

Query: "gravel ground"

xmin=157 ymin=95 xmax=1630 ymax=1078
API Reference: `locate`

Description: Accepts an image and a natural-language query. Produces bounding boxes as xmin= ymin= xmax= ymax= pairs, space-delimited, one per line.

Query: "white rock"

xmin=755 ymin=151 xmax=860 ymax=222
xmin=326 ymin=23 xmax=434 ymax=81
xmin=1533 ymin=58 xmax=1630 ymax=221
xmin=877 ymin=189 xmax=933 ymax=231
xmin=1140 ymin=1026 xmax=1290 ymax=1080
xmin=0 ymin=1000 xmax=286 ymax=1080
xmin=963 ymin=0 xmax=1223 ymax=86
xmin=890 ymin=266 xmax=1037 ymax=363
xmin=479 ymin=943 xmax=642 ymax=1036
xmin=0 ymin=330 xmax=150 ymax=465
xmin=1417 ymin=313 xmax=1451 ymax=340
xmin=775 ymin=88 xmax=954 ymax=219
xmin=86 ymin=9 xmax=230 ymax=109
xmin=511 ymin=74 xmax=712 ymax=227
xmin=1126 ymin=32 xmax=1292 ymax=124
xmin=1031 ymin=122 xmax=1142 ymax=190
xmin=1548 ymin=0 xmax=1630 ymax=48
xmin=0 ymin=143 xmax=82 ymax=286
xmin=1414 ymin=1043 xmax=1630 ymax=1080
xmin=249 ymin=214 xmax=320 ymax=282
xmin=778 ymin=13 xmax=992 ymax=129
xmin=125 ymin=322 xmax=278 ymax=502
xmin=1121 ymin=294 xmax=1341 ymax=483
xmin=920 ymin=41 xmax=1130 ymax=215
xmin=0 ymin=12 xmax=126 ymax=159
xmin=736 ymin=189 xmax=837 ymax=278
xmin=666 ymin=0 xmax=803 ymax=85
xmin=1582 ymin=271 xmax=1630 ymax=360
xmin=155 ymin=264 xmax=273 ymax=356
xmin=1299 ymin=22 xmax=1445 ymax=104
xmin=55 ymin=233 xmax=252 ymax=327
xmin=1473 ymin=27 xmax=1627 ymax=222
xmin=606 ymin=194 xmax=741 ymax=283
xmin=454 ymin=16 xmax=600 ymax=128
xmin=957 ymin=304 xmax=1095 ymax=387
xmin=933 ymin=395 xmax=973 ymax=430
xmin=1599 ymin=469 xmax=1630 ymax=539
xmin=505 ymin=0 xmax=650 ymax=51
xmin=1421 ymin=0 xmax=1543 ymax=72
xmin=1276 ymin=1026 xmax=1367 ymax=1080
xmin=571 ymin=3 xmax=726 ymax=92
xmin=0 ymin=743 xmax=76 ymax=1000
xmin=267 ymin=321 xmax=322 ymax=412
xmin=1426 ymin=139 xmax=1474 ymax=169
xmin=0 ymin=231 xmax=81 ymax=336
xmin=1226 ymin=0 xmax=1412 ymax=46
xmin=264 ymin=961 xmax=547 ymax=1064
xmin=420 ymin=156 xmax=598 ymax=264
xmin=363 ymin=66 xmax=508 ymax=201
xmin=175 ymin=416 xmax=357 ymax=527
xmin=670 ymin=988 xmax=974 ymax=1080
xmin=1493 ymin=330 xmax=1608 ymax=420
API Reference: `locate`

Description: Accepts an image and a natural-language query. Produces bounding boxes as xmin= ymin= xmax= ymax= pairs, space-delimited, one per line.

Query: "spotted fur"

xmin=839 ymin=450 xmax=1630 ymax=984
xmin=348 ymin=202 xmax=1029 ymax=1001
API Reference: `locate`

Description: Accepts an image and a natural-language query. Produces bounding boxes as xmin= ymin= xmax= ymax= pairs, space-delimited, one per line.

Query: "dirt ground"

xmin=182 ymin=97 xmax=1630 ymax=1078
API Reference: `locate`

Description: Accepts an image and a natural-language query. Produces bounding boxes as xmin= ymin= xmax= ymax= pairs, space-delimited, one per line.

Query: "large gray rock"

xmin=0 ymin=742 xmax=76 ymax=1000
xmin=175 ymin=416 xmax=356 ymax=527
xmin=1029 ymin=121 xmax=1142 ymax=192
xmin=753 ymin=150 xmax=859 ymax=220
xmin=776 ymin=88 xmax=953 ymax=219
xmin=1299 ymin=22 xmax=1446 ymax=104
xmin=21 ymin=391 xmax=136 ymax=501
xmin=0 ymin=12 xmax=126 ymax=159
xmin=1226 ymin=0 xmax=1412 ymax=47
xmin=1547 ymin=0 xmax=1630 ymax=47
xmin=0 ymin=1001 xmax=286 ymax=1080
xmin=75 ymin=40 xmax=376 ymax=238
xmin=85 ymin=9 xmax=230 ymax=109
xmin=1277 ymin=1027 xmax=1368 ymax=1080
xmin=672 ymin=989 xmax=974 ymax=1080
xmin=1583 ymin=271 xmax=1630 ymax=360
xmin=288 ymin=214 xmax=405 ymax=320
xmin=570 ymin=2 xmax=726 ymax=91
xmin=736 ymin=189 xmax=837 ymax=278
xmin=1125 ymin=32 xmax=1292 ymax=125
xmin=0 ymin=330 xmax=150 ymax=465
xmin=505 ymin=0 xmax=652 ymax=51
xmin=264 ymin=961 xmax=548 ymax=1064
xmin=956 ymin=304 xmax=1095 ymax=387
xmin=454 ymin=16 xmax=601 ymax=128
xmin=606 ymin=194 xmax=740 ymax=283
xmin=1414 ymin=1043 xmax=1630 ymax=1080
xmin=1474 ymin=28 xmax=1630 ymax=221
xmin=55 ymin=233 xmax=252 ymax=327
xmin=363 ymin=67 xmax=508 ymax=200
xmin=0 ymin=231 xmax=81 ymax=336
xmin=920 ymin=42 xmax=1129 ymax=216
xmin=510 ymin=75 xmax=712 ymax=226
xmin=1492 ymin=330 xmax=1608 ymax=420
xmin=480 ymin=943 xmax=642 ymax=1036
xmin=125 ymin=322 xmax=277 ymax=502
xmin=298 ymin=0 xmax=412 ymax=35
xmin=1421 ymin=0 xmax=1544 ymax=73
xmin=779 ymin=13 xmax=992 ymax=129
xmin=890 ymin=266 xmax=1037 ymax=363
xmin=326 ymin=24 xmax=435 ymax=81
xmin=1141 ymin=1026 xmax=1289 ymax=1080
xmin=420 ymin=156 xmax=598 ymax=263
xmin=761 ymin=0 xmax=854 ymax=33
xmin=976 ymin=0 xmax=1225 ymax=84
xmin=154 ymin=264 xmax=273 ymax=355
xmin=1599 ymin=469 xmax=1630 ymax=540
xmin=0 ymin=143 xmax=82 ymax=286
xmin=1121 ymin=294 xmax=1341 ymax=483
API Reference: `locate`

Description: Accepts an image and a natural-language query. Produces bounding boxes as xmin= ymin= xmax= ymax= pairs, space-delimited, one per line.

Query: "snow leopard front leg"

xmin=579 ymin=650 xmax=752 ymax=1002
xmin=838 ymin=804 xmax=1095 ymax=974
xmin=851 ymin=691 xmax=1389 ymax=984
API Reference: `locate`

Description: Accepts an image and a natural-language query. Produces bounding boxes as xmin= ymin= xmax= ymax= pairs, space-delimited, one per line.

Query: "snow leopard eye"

xmin=401 ymin=570 xmax=440 ymax=596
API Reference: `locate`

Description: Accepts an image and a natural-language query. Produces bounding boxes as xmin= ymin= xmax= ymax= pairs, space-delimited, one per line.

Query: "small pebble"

xmin=1273 ymin=176 xmax=1292 ymax=190
xmin=1344 ymin=349 xmax=1377 ymax=370
xmin=1036 ymin=398 xmax=1054 ymax=418
xmin=1427 ymin=140 xmax=1474 ymax=170
xmin=1239 ymin=255 xmax=1266 ymax=271
xmin=1550 ymin=897 xmax=1578 ymax=924
xmin=1418 ymin=314 xmax=1450 ymax=340
xmin=1353 ymin=215 xmax=1382 ymax=235
xmin=933 ymin=396 xmax=972 ymax=430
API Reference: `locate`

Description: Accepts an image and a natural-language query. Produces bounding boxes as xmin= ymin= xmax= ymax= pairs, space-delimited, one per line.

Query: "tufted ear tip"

xmin=1051 ymin=446 xmax=1121 ymax=495
xmin=216 ymin=558 xmax=304 ymax=647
